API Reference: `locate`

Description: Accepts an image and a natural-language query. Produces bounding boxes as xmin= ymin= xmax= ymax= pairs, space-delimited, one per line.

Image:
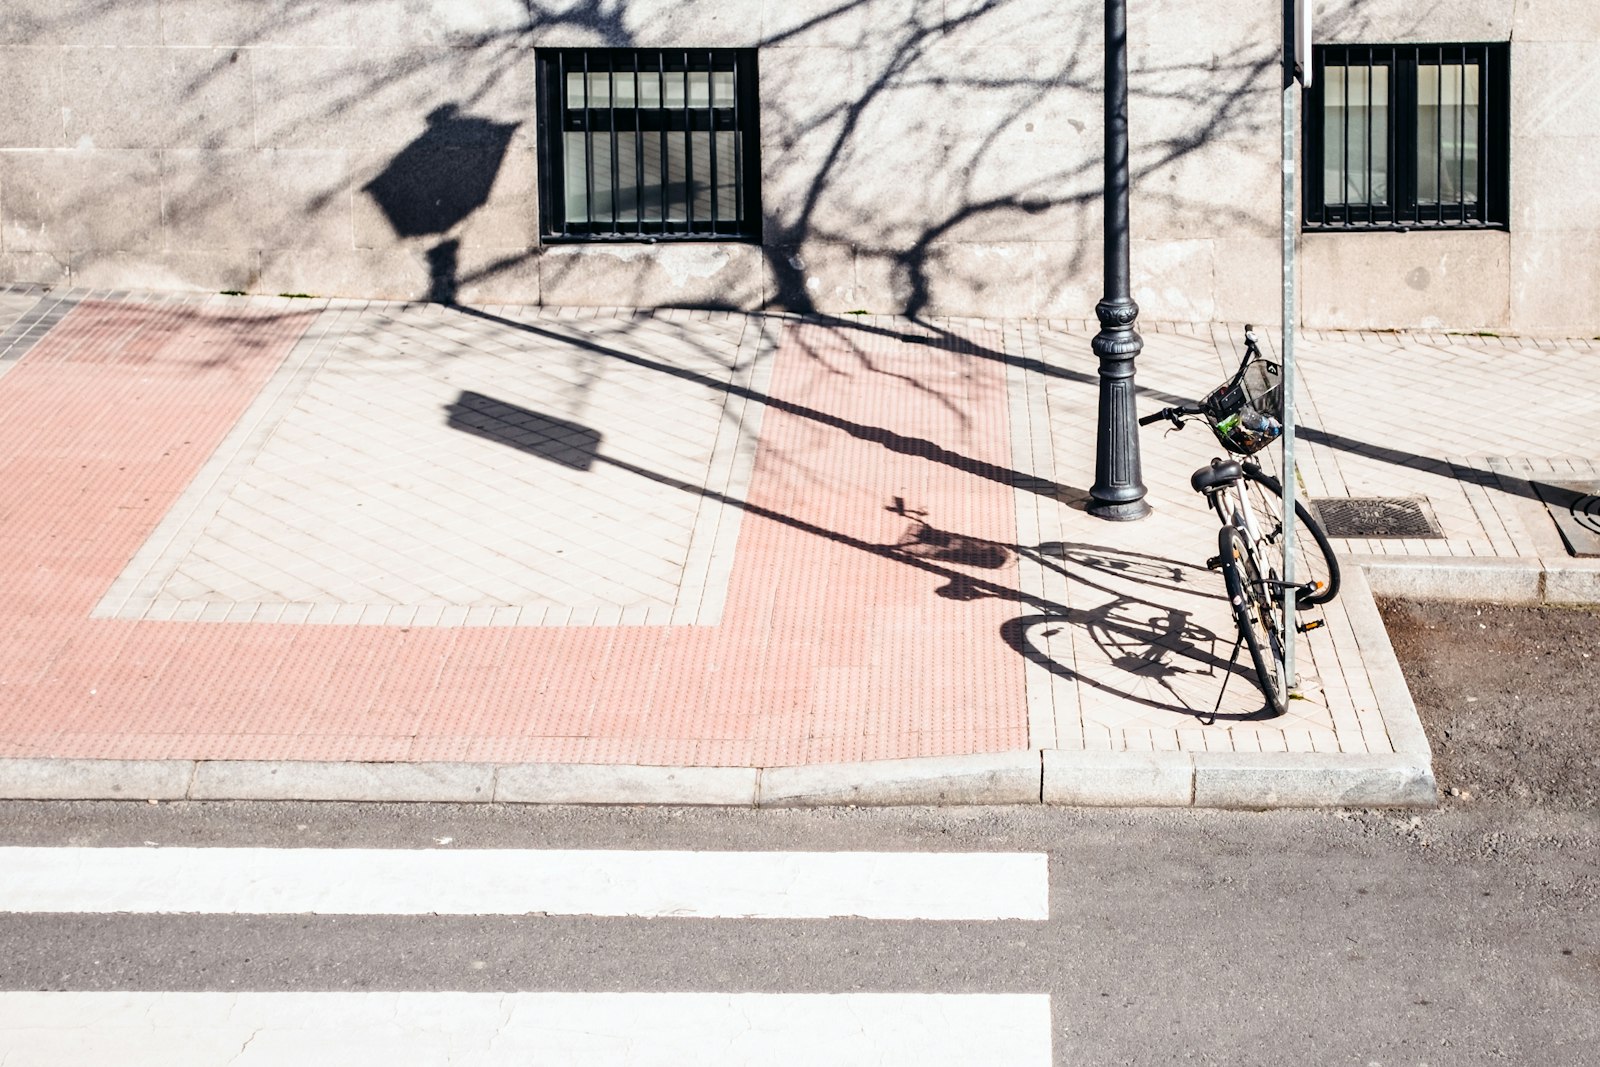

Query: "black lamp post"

xmin=1087 ymin=0 xmax=1151 ymax=521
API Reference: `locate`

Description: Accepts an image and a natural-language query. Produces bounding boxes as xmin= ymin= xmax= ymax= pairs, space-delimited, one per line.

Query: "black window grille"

xmin=1305 ymin=44 xmax=1509 ymax=231
xmin=536 ymin=49 xmax=761 ymax=241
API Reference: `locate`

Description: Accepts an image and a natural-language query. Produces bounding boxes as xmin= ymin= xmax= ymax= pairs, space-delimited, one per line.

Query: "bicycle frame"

xmin=1207 ymin=477 xmax=1272 ymax=573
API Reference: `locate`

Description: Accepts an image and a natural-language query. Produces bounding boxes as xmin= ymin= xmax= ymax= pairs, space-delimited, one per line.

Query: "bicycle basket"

xmin=1201 ymin=355 xmax=1283 ymax=456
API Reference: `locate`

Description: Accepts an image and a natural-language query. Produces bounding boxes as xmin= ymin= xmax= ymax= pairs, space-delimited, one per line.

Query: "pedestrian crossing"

xmin=0 ymin=847 xmax=1054 ymax=1065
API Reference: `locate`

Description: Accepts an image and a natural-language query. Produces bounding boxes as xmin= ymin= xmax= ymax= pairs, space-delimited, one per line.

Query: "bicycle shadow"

xmin=1002 ymin=608 xmax=1275 ymax=723
xmin=1013 ymin=562 xmax=1279 ymax=723
xmin=881 ymin=512 xmax=1279 ymax=721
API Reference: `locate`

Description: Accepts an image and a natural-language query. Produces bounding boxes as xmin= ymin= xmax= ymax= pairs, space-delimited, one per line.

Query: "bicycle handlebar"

xmin=1138 ymin=403 xmax=1204 ymax=428
xmin=1140 ymin=327 xmax=1263 ymax=430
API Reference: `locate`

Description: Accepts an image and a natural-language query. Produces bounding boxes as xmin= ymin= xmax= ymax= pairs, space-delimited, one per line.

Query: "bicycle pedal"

xmin=1296 ymin=619 xmax=1326 ymax=634
xmin=1205 ymin=555 xmax=1222 ymax=570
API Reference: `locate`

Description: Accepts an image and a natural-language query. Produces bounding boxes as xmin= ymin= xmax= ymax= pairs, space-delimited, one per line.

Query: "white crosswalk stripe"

xmin=0 ymin=847 xmax=1053 ymax=1064
xmin=0 ymin=847 xmax=1048 ymax=920
xmin=0 ymin=991 xmax=1053 ymax=1066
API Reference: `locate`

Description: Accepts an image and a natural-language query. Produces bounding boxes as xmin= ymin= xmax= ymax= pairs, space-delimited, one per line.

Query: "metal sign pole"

xmin=1280 ymin=1 xmax=1311 ymax=696
xmin=1280 ymin=77 xmax=1298 ymax=695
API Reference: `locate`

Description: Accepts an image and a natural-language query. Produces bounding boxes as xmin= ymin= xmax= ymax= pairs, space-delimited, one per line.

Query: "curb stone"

xmin=1356 ymin=555 xmax=1546 ymax=604
xmin=757 ymin=751 xmax=1041 ymax=807
xmin=188 ymin=760 xmax=493 ymax=803
xmin=1355 ymin=553 xmax=1600 ymax=606
xmin=1191 ymin=752 xmax=1436 ymax=808
xmin=1543 ymin=562 xmax=1600 ymax=604
xmin=1337 ymin=564 xmax=1435 ymax=763
xmin=0 ymin=759 xmax=193 ymax=801
xmin=496 ymin=764 xmax=759 ymax=806
xmin=1042 ymin=750 xmax=1193 ymax=806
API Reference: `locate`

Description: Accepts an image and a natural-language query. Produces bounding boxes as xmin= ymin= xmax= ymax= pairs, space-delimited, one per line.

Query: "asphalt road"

xmin=0 ymin=599 xmax=1596 ymax=1065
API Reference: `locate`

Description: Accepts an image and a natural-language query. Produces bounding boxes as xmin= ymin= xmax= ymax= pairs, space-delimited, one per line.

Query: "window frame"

xmin=1304 ymin=43 xmax=1510 ymax=232
xmin=535 ymin=48 xmax=762 ymax=243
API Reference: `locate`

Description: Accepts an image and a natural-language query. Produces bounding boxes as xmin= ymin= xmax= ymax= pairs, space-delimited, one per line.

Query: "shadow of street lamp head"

xmin=445 ymin=391 xmax=603 ymax=472
xmin=361 ymin=103 xmax=520 ymax=304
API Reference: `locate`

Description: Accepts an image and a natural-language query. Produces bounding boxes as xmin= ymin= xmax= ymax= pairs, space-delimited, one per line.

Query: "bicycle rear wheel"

xmin=1218 ymin=525 xmax=1285 ymax=717
xmin=1240 ymin=464 xmax=1341 ymax=607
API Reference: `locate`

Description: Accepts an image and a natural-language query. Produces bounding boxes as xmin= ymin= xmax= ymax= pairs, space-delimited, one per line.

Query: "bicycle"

xmin=1138 ymin=325 xmax=1341 ymax=718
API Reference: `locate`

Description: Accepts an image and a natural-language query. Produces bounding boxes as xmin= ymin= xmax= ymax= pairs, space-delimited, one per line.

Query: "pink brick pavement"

xmin=0 ymin=302 xmax=1028 ymax=766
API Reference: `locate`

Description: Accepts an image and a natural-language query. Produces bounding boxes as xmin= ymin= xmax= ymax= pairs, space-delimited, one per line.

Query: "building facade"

xmin=2 ymin=0 xmax=1596 ymax=332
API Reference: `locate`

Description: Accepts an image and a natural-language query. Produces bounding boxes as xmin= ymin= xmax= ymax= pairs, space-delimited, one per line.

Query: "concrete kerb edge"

xmin=1042 ymin=750 xmax=1195 ymax=807
xmin=1038 ymin=750 xmax=1436 ymax=808
xmin=1350 ymin=550 xmax=1600 ymax=609
xmin=755 ymin=751 xmax=1043 ymax=807
xmin=496 ymin=763 xmax=760 ymax=806
xmin=1189 ymin=751 xmax=1437 ymax=808
xmin=0 ymin=758 xmax=195 ymax=801
xmin=1353 ymin=553 xmax=1548 ymax=603
xmin=1338 ymin=564 xmax=1434 ymax=764
xmin=187 ymin=760 xmax=495 ymax=803
xmin=1510 ymin=478 xmax=1600 ymax=604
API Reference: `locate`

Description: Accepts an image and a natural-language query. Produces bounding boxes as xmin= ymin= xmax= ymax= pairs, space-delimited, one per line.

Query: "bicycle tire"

xmin=1240 ymin=464 xmax=1341 ymax=607
xmin=1218 ymin=525 xmax=1285 ymax=717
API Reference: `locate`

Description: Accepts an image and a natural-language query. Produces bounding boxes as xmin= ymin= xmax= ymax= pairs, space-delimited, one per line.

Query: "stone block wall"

xmin=0 ymin=0 xmax=1595 ymax=331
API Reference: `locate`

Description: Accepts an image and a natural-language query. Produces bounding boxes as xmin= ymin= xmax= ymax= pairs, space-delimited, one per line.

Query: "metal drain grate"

xmin=1310 ymin=497 xmax=1444 ymax=539
xmin=1530 ymin=480 xmax=1600 ymax=558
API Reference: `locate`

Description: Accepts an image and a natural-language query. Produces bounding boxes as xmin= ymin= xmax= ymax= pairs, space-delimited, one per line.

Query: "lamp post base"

xmin=1086 ymin=495 xmax=1151 ymax=521
xmin=1088 ymin=297 xmax=1151 ymax=521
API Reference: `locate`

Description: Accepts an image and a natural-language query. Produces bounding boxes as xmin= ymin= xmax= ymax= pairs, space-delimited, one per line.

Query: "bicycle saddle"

xmin=1190 ymin=458 xmax=1242 ymax=494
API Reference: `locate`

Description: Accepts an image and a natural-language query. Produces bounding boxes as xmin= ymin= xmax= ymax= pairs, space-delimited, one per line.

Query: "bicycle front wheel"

xmin=1218 ymin=525 xmax=1285 ymax=717
xmin=1241 ymin=464 xmax=1341 ymax=607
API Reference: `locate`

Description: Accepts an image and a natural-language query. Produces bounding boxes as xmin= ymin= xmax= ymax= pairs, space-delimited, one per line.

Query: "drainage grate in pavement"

xmin=1310 ymin=497 xmax=1444 ymax=539
xmin=1529 ymin=479 xmax=1600 ymax=558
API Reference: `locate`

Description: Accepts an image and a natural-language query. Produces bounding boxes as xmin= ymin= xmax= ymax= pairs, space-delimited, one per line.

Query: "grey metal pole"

xmin=1279 ymin=14 xmax=1300 ymax=696
xmin=1088 ymin=0 xmax=1150 ymax=522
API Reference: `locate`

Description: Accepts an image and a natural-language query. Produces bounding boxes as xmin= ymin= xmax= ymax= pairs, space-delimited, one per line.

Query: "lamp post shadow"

xmin=362 ymin=103 xmax=520 ymax=305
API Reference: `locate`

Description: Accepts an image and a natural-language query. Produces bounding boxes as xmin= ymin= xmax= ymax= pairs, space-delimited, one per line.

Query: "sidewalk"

xmin=1 ymin=285 xmax=1595 ymax=807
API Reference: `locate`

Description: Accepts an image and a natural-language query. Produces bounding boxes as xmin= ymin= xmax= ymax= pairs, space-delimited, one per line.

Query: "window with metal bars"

xmin=536 ymin=49 xmax=761 ymax=241
xmin=1304 ymin=44 xmax=1509 ymax=231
